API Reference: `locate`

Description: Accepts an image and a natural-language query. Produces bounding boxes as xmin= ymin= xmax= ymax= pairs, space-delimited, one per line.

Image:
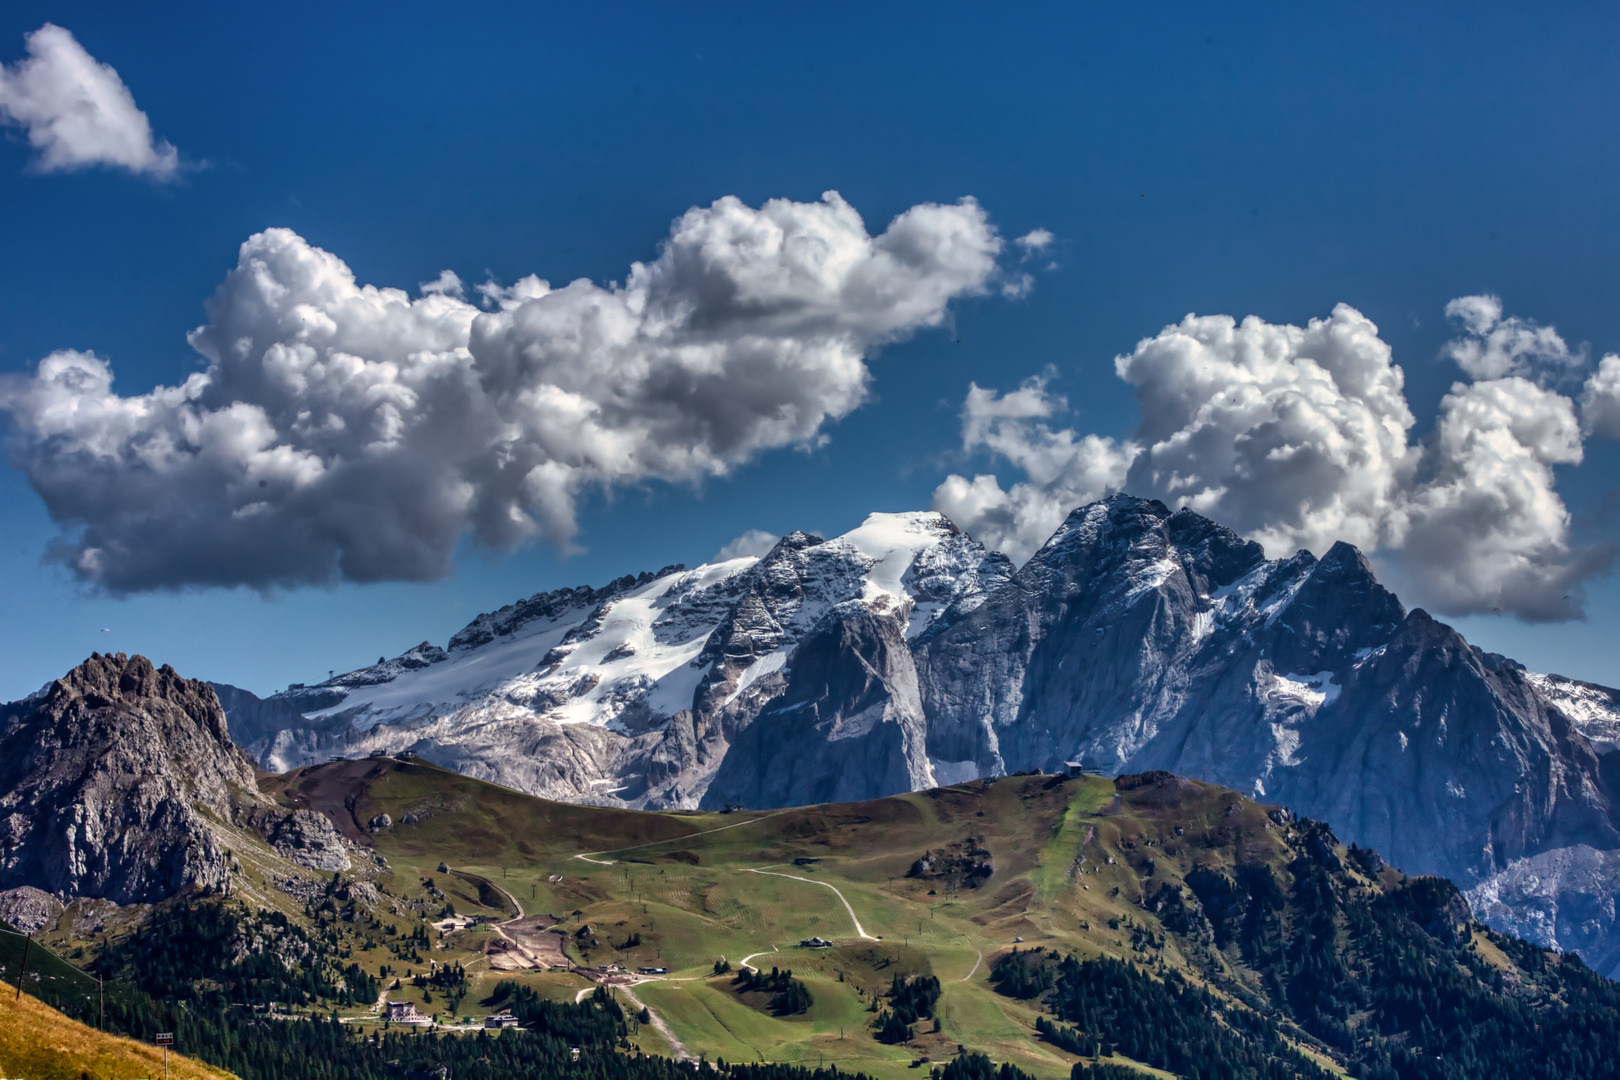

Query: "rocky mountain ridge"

xmin=33 ymin=497 xmax=1620 ymax=974
xmin=220 ymin=511 xmax=1008 ymax=808
xmin=0 ymin=652 xmax=364 ymax=914
xmin=0 ymin=652 xmax=257 ymax=905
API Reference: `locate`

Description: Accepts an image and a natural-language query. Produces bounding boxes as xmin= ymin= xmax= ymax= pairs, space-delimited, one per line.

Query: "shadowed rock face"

xmin=0 ymin=652 xmax=259 ymax=904
xmin=915 ymin=498 xmax=1272 ymax=778
xmin=700 ymin=605 xmax=932 ymax=809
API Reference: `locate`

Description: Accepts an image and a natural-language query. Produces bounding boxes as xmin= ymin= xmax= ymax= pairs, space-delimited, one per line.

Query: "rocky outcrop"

xmin=0 ymin=886 xmax=64 ymax=934
xmin=264 ymin=809 xmax=353 ymax=872
xmin=0 ymin=653 xmax=260 ymax=904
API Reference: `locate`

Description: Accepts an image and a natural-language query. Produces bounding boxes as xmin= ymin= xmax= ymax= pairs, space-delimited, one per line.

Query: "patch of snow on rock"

xmin=1523 ymin=672 xmax=1620 ymax=754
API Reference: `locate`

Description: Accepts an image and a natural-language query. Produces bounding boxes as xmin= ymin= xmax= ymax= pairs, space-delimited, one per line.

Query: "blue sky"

xmin=3 ymin=1 xmax=1620 ymax=699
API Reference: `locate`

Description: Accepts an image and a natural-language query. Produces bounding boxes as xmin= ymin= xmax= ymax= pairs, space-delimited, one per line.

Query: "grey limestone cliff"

xmin=701 ymin=602 xmax=933 ymax=809
xmin=0 ymin=651 xmax=373 ymax=906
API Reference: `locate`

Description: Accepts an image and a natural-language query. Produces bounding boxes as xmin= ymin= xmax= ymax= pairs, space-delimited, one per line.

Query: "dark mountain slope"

xmin=702 ymin=603 xmax=932 ymax=808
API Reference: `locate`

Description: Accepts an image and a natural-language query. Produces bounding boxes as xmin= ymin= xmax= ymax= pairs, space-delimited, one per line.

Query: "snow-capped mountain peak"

xmin=233 ymin=510 xmax=1006 ymax=804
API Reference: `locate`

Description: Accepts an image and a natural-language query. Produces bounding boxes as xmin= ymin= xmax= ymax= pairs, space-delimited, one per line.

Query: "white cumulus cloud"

xmin=1 ymin=191 xmax=1005 ymax=591
xmin=0 ymin=24 xmax=178 ymax=177
xmin=1399 ymin=377 xmax=1594 ymax=619
xmin=931 ymin=379 xmax=1136 ymax=558
xmin=934 ymin=299 xmax=1616 ymax=621
xmin=1118 ymin=304 xmax=1416 ymax=559
xmin=1579 ymin=354 xmax=1620 ymax=438
xmin=713 ymin=529 xmax=781 ymax=562
xmin=1441 ymin=294 xmax=1585 ymax=384
xmin=1014 ymin=228 xmax=1054 ymax=253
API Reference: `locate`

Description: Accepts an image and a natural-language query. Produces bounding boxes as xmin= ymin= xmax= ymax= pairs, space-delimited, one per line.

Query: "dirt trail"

xmin=480 ymin=881 xmax=540 ymax=966
xmin=619 ymin=984 xmax=694 ymax=1062
xmin=743 ymin=868 xmax=878 ymax=940
xmin=738 ymin=946 xmax=779 ymax=972
xmin=457 ymin=875 xmax=570 ymax=971
xmin=963 ymin=950 xmax=983 ymax=981
xmin=573 ymin=981 xmax=695 ymax=1062
xmin=489 ymin=880 xmax=525 ymax=920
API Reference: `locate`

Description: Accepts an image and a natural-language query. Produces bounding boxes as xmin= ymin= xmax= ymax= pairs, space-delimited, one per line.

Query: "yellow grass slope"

xmin=0 ymin=980 xmax=236 ymax=1080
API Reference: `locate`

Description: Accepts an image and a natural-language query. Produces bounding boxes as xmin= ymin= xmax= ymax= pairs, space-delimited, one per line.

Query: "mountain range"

xmin=206 ymin=494 xmax=1620 ymax=976
xmin=7 ymin=635 xmax=1620 ymax=1080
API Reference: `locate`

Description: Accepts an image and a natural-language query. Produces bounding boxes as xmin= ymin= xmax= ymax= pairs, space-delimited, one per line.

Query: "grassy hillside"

xmin=30 ymin=758 xmax=1620 ymax=1080
xmin=313 ymin=759 xmax=1137 ymax=1078
xmin=0 ymin=978 xmax=236 ymax=1080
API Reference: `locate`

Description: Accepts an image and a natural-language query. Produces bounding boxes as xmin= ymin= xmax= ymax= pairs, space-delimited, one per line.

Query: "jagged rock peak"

xmin=321 ymin=641 xmax=449 ymax=690
xmin=762 ymin=530 xmax=826 ymax=558
xmin=0 ymin=653 xmax=262 ymax=904
xmin=39 ymin=652 xmax=247 ymax=771
xmin=1265 ymin=540 xmax=1406 ymax=674
xmin=1017 ymin=493 xmax=1265 ymax=599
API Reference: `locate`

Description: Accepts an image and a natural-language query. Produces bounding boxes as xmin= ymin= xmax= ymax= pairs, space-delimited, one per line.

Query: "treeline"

xmin=873 ymin=974 xmax=941 ymax=1044
xmin=732 ymin=966 xmax=812 ymax=1016
xmin=1007 ymin=952 xmax=1332 ymax=1080
xmin=930 ymin=1052 xmax=1033 ymax=1080
xmin=488 ymin=982 xmax=629 ymax=1046
xmin=991 ymin=813 xmax=1620 ymax=1080
xmin=1243 ymin=847 xmax=1620 ymax=1079
xmin=95 ymin=901 xmax=379 ymax=1007
xmin=1180 ymin=821 xmax=1620 ymax=1079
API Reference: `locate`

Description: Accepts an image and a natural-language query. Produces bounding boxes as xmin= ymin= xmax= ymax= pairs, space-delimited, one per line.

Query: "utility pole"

xmin=14 ymin=935 xmax=30 ymax=1000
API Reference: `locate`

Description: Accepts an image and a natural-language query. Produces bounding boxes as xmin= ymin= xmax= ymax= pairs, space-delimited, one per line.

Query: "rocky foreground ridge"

xmin=197 ymin=495 xmax=1620 ymax=974
xmin=0 ymin=652 xmax=360 ymax=924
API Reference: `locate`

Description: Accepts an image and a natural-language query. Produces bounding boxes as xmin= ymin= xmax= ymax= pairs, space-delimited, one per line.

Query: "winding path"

xmin=572 ymin=982 xmax=694 ymax=1061
xmin=962 ymin=950 xmax=983 ymax=982
xmin=555 ymin=825 xmax=886 ymax=1062
xmin=737 ymin=946 xmax=779 ymax=972
xmin=490 ymin=880 xmax=525 ymax=919
xmin=743 ymin=868 xmax=878 ymax=940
